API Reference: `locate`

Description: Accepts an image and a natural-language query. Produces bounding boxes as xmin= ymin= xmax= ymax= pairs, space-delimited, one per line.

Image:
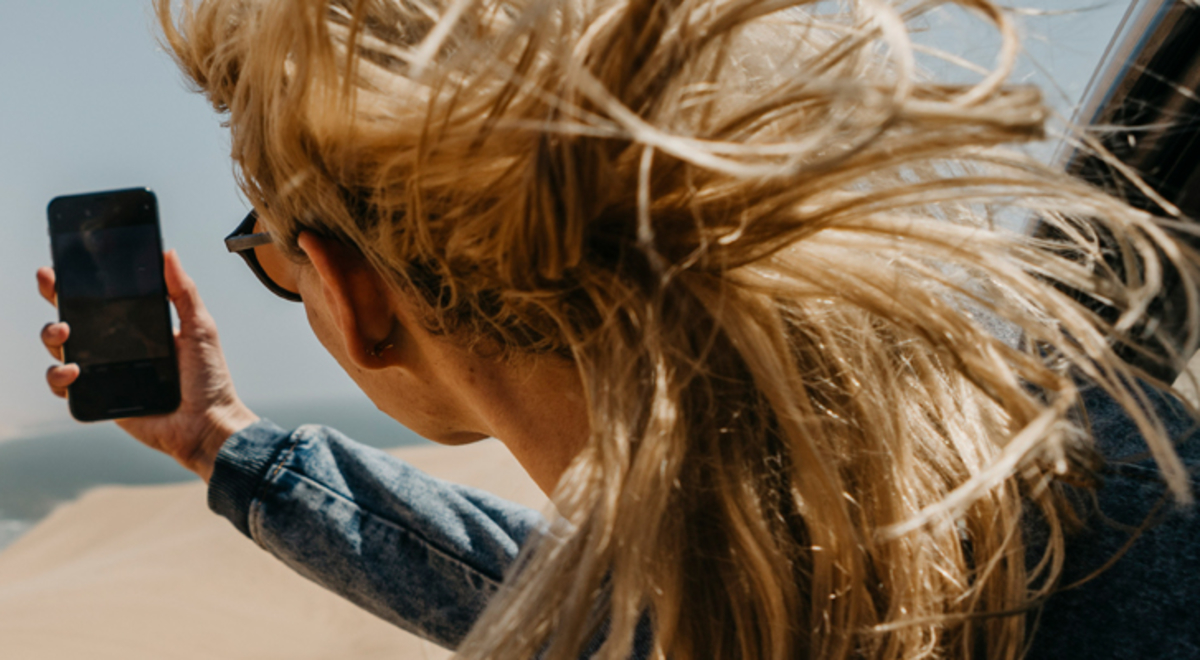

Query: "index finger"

xmin=36 ymin=267 xmax=57 ymax=307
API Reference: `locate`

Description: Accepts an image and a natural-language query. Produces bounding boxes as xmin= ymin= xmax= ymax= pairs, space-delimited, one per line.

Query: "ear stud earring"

xmin=368 ymin=341 xmax=395 ymax=359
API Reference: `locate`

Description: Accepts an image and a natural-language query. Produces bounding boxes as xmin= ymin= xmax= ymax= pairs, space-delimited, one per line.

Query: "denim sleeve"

xmin=207 ymin=420 xmax=546 ymax=649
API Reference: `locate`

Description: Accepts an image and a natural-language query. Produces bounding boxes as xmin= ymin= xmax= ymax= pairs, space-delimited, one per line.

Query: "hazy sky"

xmin=0 ymin=0 xmax=1134 ymax=438
xmin=0 ymin=0 xmax=372 ymax=437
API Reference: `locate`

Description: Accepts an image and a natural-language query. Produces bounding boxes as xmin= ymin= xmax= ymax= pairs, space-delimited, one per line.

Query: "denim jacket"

xmin=208 ymin=387 xmax=1199 ymax=658
xmin=208 ymin=423 xmax=544 ymax=648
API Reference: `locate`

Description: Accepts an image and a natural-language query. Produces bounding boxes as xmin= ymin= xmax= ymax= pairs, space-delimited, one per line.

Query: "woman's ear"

xmin=296 ymin=232 xmax=402 ymax=370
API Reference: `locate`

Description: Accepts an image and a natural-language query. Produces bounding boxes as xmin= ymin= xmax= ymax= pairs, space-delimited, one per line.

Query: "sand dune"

xmin=0 ymin=439 xmax=546 ymax=660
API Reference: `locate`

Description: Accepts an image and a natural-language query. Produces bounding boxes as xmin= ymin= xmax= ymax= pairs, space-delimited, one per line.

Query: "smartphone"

xmin=47 ymin=188 xmax=181 ymax=421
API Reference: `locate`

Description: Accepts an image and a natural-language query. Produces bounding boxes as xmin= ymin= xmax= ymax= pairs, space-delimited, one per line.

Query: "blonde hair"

xmin=158 ymin=0 xmax=1195 ymax=658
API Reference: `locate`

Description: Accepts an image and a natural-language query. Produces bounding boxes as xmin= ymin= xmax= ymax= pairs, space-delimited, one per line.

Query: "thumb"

xmin=163 ymin=250 xmax=209 ymax=331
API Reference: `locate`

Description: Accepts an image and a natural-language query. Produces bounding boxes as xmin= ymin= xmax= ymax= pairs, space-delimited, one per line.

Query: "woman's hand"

xmin=38 ymin=250 xmax=259 ymax=483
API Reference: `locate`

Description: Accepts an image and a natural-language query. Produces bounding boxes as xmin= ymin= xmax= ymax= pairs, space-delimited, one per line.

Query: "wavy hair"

xmin=157 ymin=0 xmax=1195 ymax=657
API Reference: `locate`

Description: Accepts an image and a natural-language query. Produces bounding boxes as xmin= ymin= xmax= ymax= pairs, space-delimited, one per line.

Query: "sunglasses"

xmin=224 ymin=210 xmax=302 ymax=302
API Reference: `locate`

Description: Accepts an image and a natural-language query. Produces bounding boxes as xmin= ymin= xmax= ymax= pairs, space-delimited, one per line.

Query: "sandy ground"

xmin=0 ymin=439 xmax=546 ymax=660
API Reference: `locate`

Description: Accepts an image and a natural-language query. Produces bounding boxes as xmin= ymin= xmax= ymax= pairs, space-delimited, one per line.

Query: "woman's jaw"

xmin=292 ymin=231 xmax=591 ymax=495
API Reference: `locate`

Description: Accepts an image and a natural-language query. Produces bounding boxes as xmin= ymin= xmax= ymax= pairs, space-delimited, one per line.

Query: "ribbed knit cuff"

xmin=207 ymin=419 xmax=294 ymax=538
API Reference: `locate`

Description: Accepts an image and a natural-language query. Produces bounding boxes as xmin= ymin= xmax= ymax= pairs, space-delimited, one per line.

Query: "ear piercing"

xmin=369 ymin=319 xmax=401 ymax=359
xmin=368 ymin=341 xmax=395 ymax=359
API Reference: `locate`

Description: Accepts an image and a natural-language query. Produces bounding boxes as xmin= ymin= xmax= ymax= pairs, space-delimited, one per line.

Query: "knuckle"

xmin=196 ymin=318 xmax=218 ymax=338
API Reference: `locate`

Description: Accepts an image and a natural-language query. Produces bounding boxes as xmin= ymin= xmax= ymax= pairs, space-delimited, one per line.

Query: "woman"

xmin=38 ymin=0 xmax=1199 ymax=657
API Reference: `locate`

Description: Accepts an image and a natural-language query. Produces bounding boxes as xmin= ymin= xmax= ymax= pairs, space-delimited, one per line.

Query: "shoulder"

xmin=1025 ymin=386 xmax=1200 ymax=660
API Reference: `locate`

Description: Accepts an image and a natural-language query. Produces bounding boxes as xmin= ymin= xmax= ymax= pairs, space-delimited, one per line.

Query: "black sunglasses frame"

xmin=224 ymin=210 xmax=303 ymax=302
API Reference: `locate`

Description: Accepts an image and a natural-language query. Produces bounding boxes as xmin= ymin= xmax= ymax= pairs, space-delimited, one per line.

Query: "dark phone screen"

xmin=50 ymin=201 xmax=172 ymax=367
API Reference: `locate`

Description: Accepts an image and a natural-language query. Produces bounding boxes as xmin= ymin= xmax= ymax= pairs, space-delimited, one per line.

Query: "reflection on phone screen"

xmin=55 ymin=225 xmax=171 ymax=366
